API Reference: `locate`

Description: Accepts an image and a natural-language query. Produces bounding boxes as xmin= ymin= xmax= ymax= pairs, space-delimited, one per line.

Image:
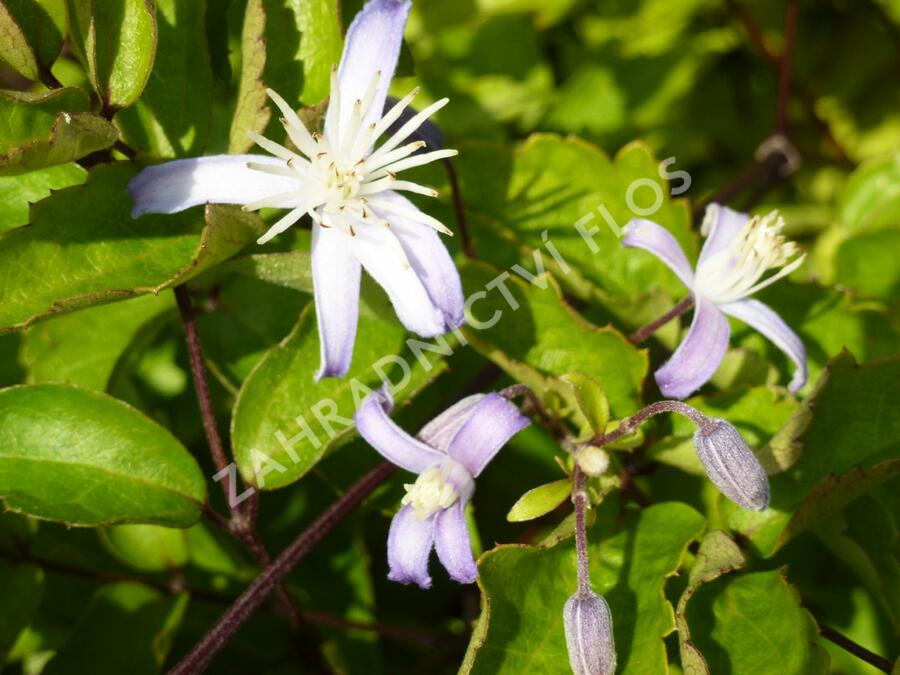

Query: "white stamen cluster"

xmin=694 ymin=210 xmax=805 ymax=305
xmin=402 ymin=466 xmax=460 ymax=520
xmin=244 ymin=68 xmax=458 ymax=248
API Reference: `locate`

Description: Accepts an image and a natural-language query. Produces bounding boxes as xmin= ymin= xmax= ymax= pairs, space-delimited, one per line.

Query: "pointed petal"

xmin=719 ymin=298 xmax=807 ymax=392
xmin=128 ymin=155 xmax=298 ymax=217
xmin=434 ymin=503 xmax=477 ymax=584
xmin=382 ymin=95 xmax=445 ymax=150
xmin=655 ymin=298 xmax=730 ymax=399
xmin=417 ymin=394 xmax=485 ymax=452
xmin=622 ymin=218 xmax=695 ymax=289
xmin=350 ymin=226 xmax=447 ymax=337
xmin=312 ymin=224 xmax=362 ymax=379
xmin=330 ymin=0 xmax=411 ymax=137
xmin=387 ymin=505 xmax=435 ymax=588
xmin=447 ymin=393 xmax=530 ymax=476
xmin=355 ymin=389 xmax=446 ymax=473
xmin=370 ymin=191 xmax=465 ymax=330
xmin=698 ymin=203 xmax=749 ymax=265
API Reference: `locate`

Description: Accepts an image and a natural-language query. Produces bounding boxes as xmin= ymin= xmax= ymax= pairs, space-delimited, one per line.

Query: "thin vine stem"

xmin=167 ymin=461 xmax=396 ymax=675
xmin=818 ymin=624 xmax=893 ymax=673
xmin=587 ymin=400 xmax=710 ymax=449
xmin=572 ymin=466 xmax=591 ymax=597
xmin=443 ymin=157 xmax=475 ymax=259
xmin=627 ymin=296 xmax=694 ymax=345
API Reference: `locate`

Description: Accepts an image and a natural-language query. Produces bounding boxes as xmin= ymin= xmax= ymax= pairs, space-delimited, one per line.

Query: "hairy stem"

xmin=572 ymin=466 xmax=592 ymax=596
xmin=627 ymin=296 xmax=694 ymax=345
xmin=818 ymin=624 xmax=893 ymax=673
xmin=588 ymin=400 xmax=710 ymax=448
xmin=168 ymin=461 xmax=396 ymax=675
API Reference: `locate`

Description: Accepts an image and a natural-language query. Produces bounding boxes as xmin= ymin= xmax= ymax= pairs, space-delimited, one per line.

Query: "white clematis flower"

xmin=128 ymin=0 xmax=465 ymax=379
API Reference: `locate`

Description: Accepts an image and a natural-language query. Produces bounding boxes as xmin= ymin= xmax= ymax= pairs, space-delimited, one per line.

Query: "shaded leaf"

xmin=0 ymin=0 xmax=66 ymax=81
xmin=0 ymin=384 xmax=207 ymax=526
xmin=0 ymin=562 xmax=43 ymax=660
xmin=99 ymin=524 xmax=189 ymax=572
xmin=41 ymin=582 xmax=187 ymax=675
xmin=0 ymin=162 xmax=85 ymax=233
xmin=228 ymin=0 xmax=269 ymax=153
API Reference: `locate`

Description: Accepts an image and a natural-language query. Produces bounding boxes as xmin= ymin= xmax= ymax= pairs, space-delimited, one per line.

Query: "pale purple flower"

xmin=623 ymin=204 xmax=807 ymax=399
xmin=128 ymin=0 xmax=464 ymax=379
xmin=694 ymin=417 xmax=769 ymax=511
xmin=355 ymin=389 xmax=530 ymax=588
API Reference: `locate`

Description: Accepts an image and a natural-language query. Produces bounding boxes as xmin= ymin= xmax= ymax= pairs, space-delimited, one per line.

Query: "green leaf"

xmin=116 ymin=0 xmax=213 ymax=157
xmin=461 ymin=502 xmax=705 ymax=674
xmin=41 ymin=583 xmax=187 ymax=675
xmin=0 ymin=383 xmax=207 ymax=526
xmin=674 ymin=530 xmax=746 ymax=675
xmin=834 ymin=228 xmax=900 ymax=299
xmin=222 ymin=251 xmax=313 ymax=293
xmin=0 ymin=88 xmax=117 ymax=175
xmin=0 ymin=562 xmax=43 ymax=660
xmin=726 ymin=352 xmax=900 ymax=556
xmin=21 ymin=294 xmax=173 ymax=390
xmin=0 ymin=163 xmax=263 ymax=333
xmin=684 ymin=570 xmax=828 ymax=675
xmin=229 ymin=0 xmax=269 ymax=153
xmin=66 ymin=0 xmax=158 ymax=110
xmin=99 ymin=524 xmax=189 ymax=572
xmin=814 ymin=489 xmax=900 ymax=631
xmin=506 ymin=479 xmax=571 ymax=522
xmin=0 ymin=0 xmax=66 ymax=81
xmin=0 ymin=163 xmax=85 ymax=233
xmin=837 ymin=152 xmax=900 ymax=233
xmin=288 ymin=0 xmax=342 ymax=105
xmin=232 ymin=301 xmax=446 ymax=489
xmin=558 ymin=372 xmax=609 ymax=439
xmin=457 ymin=135 xmax=695 ymax=309
xmin=460 ymin=261 xmax=647 ymax=417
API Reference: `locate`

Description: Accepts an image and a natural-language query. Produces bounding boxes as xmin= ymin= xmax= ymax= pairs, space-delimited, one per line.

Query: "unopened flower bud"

xmin=693 ymin=418 xmax=769 ymax=511
xmin=563 ymin=590 xmax=616 ymax=675
xmin=576 ymin=447 xmax=610 ymax=477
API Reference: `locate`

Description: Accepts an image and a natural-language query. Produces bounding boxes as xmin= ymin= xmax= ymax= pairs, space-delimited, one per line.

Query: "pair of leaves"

xmin=229 ymin=0 xmax=342 ymax=153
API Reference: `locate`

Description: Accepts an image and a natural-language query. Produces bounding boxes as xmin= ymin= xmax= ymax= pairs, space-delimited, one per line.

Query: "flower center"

xmin=401 ymin=461 xmax=474 ymax=520
xmin=694 ymin=210 xmax=805 ymax=304
xmin=243 ymin=71 xmax=458 ymax=247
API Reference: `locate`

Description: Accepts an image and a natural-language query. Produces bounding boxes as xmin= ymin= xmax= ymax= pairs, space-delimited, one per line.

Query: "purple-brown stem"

xmin=167 ymin=461 xmax=396 ymax=675
xmin=627 ymin=296 xmax=694 ymax=345
xmin=588 ymin=400 xmax=711 ymax=449
xmin=572 ymin=466 xmax=591 ymax=596
xmin=443 ymin=158 xmax=475 ymax=259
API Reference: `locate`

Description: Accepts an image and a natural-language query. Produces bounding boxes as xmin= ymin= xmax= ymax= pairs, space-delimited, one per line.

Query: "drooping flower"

xmin=694 ymin=417 xmax=769 ymax=511
xmin=128 ymin=0 xmax=464 ymax=379
xmin=563 ymin=590 xmax=617 ymax=675
xmin=622 ymin=204 xmax=807 ymax=399
xmin=355 ymin=389 xmax=530 ymax=588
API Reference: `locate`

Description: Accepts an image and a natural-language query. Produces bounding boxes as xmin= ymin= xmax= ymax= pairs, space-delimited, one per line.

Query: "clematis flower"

xmin=355 ymin=389 xmax=530 ymax=588
xmin=128 ymin=0 xmax=464 ymax=379
xmin=622 ymin=204 xmax=807 ymax=399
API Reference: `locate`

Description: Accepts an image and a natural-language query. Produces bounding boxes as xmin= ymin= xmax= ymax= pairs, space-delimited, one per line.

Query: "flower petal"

xmin=387 ymin=505 xmax=435 ymax=588
xmin=312 ymin=224 xmax=362 ymax=379
xmin=434 ymin=502 xmax=477 ymax=584
xmin=655 ymin=298 xmax=730 ymax=399
xmin=355 ymin=389 xmax=446 ymax=473
xmin=370 ymin=191 xmax=465 ymax=331
xmin=622 ymin=218 xmax=695 ymax=289
xmin=719 ymin=298 xmax=807 ymax=392
xmin=698 ymin=203 xmax=749 ymax=265
xmin=128 ymin=155 xmax=297 ymax=217
xmin=350 ymin=226 xmax=447 ymax=337
xmin=417 ymin=394 xmax=485 ymax=452
xmin=447 ymin=393 xmax=530 ymax=476
xmin=331 ymin=0 xmax=411 ymax=137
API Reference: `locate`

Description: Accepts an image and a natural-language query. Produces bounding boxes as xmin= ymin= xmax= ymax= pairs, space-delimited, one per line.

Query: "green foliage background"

xmin=0 ymin=0 xmax=898 ymax=673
